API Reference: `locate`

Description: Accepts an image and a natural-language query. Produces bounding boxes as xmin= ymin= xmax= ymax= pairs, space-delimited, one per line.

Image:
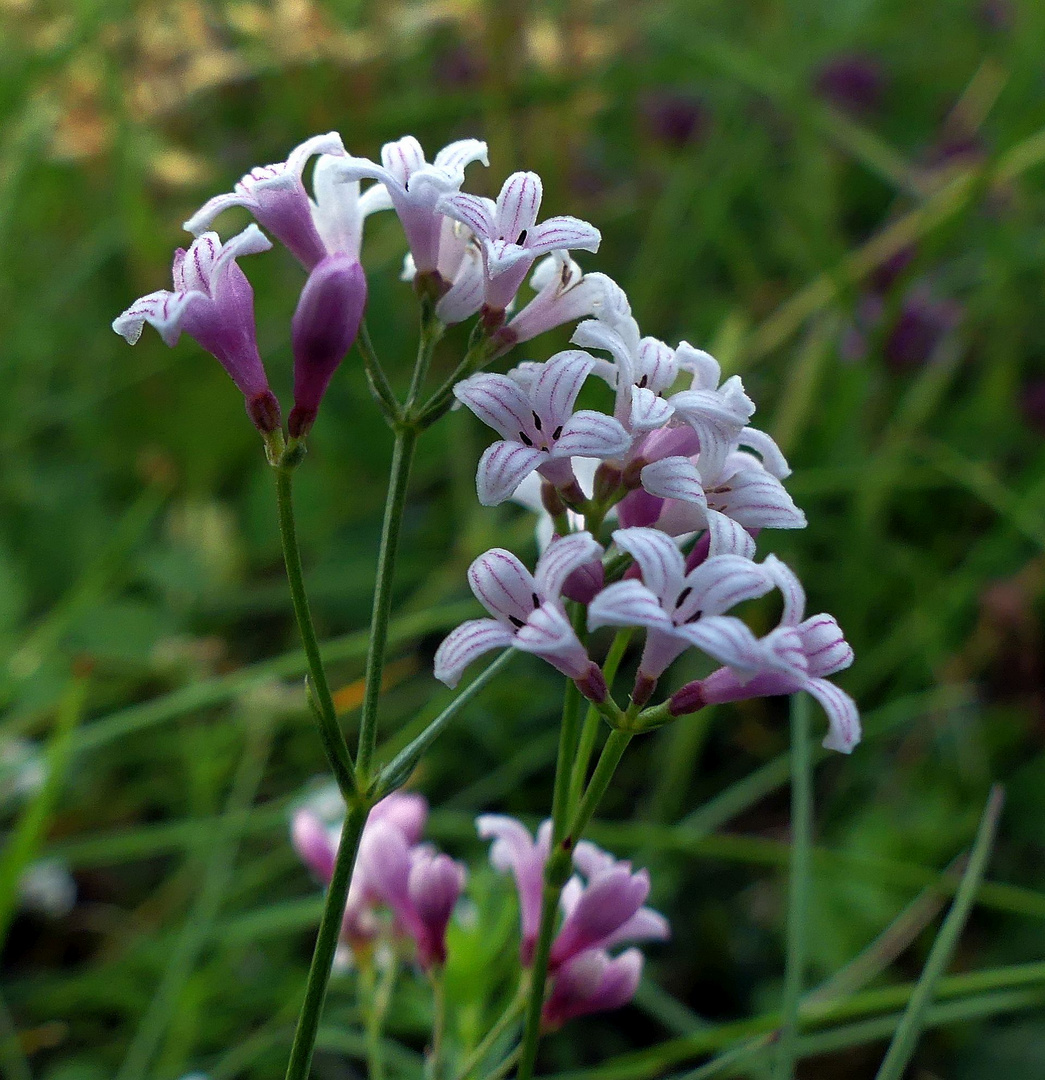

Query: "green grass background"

xmin=3 ymin=0 xmax=1045 ymax=1077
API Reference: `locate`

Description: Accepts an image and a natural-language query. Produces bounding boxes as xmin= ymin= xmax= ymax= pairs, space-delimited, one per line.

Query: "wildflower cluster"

xmin=113 ymin=126 xmax=858 ymax=1074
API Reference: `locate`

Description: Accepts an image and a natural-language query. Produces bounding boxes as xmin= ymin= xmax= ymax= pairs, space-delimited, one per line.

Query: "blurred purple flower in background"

xmin=813 ymin=54 xmax=886 ymax=116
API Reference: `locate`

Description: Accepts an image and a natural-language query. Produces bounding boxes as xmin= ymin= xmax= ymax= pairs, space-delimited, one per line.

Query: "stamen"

xmin=531 ymin=592 xmax=540 ymax=609
xmin=519 ymin=431 xmax=534 ymax=447
xmin=532 ymin=411 xmax=542 ymax=431
xmin=674 ymin=586 xmax=692 ymax=609
xmin=517 ymin=229 xmax=528 ymax=244
xmin=552 ymin=425 xmax=563 ymax=440
xmin=638 ymin=374 xmax=648 ymax=388
xmin=509 ymin=615 xmax=525 ymax=628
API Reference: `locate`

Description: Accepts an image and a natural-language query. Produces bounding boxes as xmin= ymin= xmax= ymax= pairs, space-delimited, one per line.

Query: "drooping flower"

xmin=336 ymin=135 xmax=489 ymax=276
xmin=183 ymin=134 xmax=389 ymax=270
xmin=667 ymin=556 xmax=860 ymax=753
xmin=434 ymin=533 xmax=608 ymax=699
xmin=289 ymin=255 xmax=368 ymax=436
xmin=551 ymin=849 xmax=669 ymax=968
xmin=477 ymin=815 xmax=551 ymax=964
xmin=588 ymin=527 xmax=775 ymax=704
xmin=454 ymin=350 xmax=630 ymax=506
xmin=490 ymin=254 xmax=615 ymax=356
xmin=401 ymin=217 xmax=486 ymax=323
xmin=440 ymin=172 xmax=602 ymax=315
xmin=543 ymin=948 xmax=644 ymax=1029
xmin=112 ymin=226 xmax=280 ymax=433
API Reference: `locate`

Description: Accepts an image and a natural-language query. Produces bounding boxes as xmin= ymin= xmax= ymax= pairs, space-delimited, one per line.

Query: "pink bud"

xmin=408 ymin=850 xmax=466 ymax=968
xmin=290 ymin=255 xmax=367 ymax=437
xmin=543 ymin=948 xmax=643 ymax=1029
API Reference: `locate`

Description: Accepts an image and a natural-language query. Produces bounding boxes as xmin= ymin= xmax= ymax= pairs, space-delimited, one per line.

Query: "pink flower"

xmin=454 ymin=350 xmax=630 ymax=506
xmin=588 ymin=527 xmax=774 ymax=702
xmin=289 ymin=255 xmax=368 ymax=437
xmin=667 ymin=556 xmax=860 ymax=753
xmin=292 ymin=789 xmax=467 ymax=967
xmin=434 ymin=533 xmax=605 ymax=695
xmin=335 ymin=135 xmax=489 ymax=275
xmin=112 ymin=226 xmax=279 ymax=433
xmin=542 ymin=948 xmax=644 ymax=1029
xmin=440 ymin=172 xmax=601 ymax=314
xmin=184 ymin=133 xmax=389 ymax=270
xmin=476 ymin=816 xmax=551 ymax=965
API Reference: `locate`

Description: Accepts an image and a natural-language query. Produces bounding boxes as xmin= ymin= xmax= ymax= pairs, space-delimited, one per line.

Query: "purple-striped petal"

xmin=433 ymin=138 xmax=490 ymax=174
xmin=476 ymin=441 xmax=545 ymax=505
xmin=534 ymin=532 xmax=604 ymax=602
xmin=763 ymin=554 xmax=806 ymax=625
xmin=674 ymin=341 xmax=721 ymax=389
xmin=639 ymin=456 xmax=707 ymax=507
xmin=706 ymin=509 xmax=757 ymax=559
xmin=495 ymin=171 xmax=543 ymax=241
xmin=611 ymin=527 xmax=686 ymax=604
xmin=468 ymin=548 xmax=539 ymax=624
xmin=454 ymin=373 xmax=535 ymax=441
xmin=532 ymin=350 xmax=597 ymax=427
xmin=677 ymin=555 xmax=773 ymax=621
xmin=587 ymin=580 xmax=673 ymax=632
xmin=630 ymin=387 xmax=675 ymax=431
xmin=797 ymin=614 xmax=854 ymax=677
xmin=803 ymin=677 xmax=861 ymax=753
xmin=738 ymin=426 xmax=791 ymax=479
xmin=514 ymin=602 xmax=590 ymax=678
xmin=714 ymin=465 xmax=807 ymax=530
xmin=433 ymin=618 xmax=515 ymax=687
xmin=553 ymin=411 xmax=630 ymax=458
xmin=439 ymin=192 xmax=497 ymax=240
xmin=527 ymin=215 xmax=602 ymax=257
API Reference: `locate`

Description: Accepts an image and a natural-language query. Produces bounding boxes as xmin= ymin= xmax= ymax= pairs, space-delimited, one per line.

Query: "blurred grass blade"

xmin=772 ymin=692 xmax=814 ymax=1080
xmin=0 ymin=669 xmax=88 ymax=948
xmin=873 ymin=785 xmax=1005 ymax=1080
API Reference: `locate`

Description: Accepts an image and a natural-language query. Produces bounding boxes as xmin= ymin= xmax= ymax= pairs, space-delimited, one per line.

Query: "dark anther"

xmin=531 ymin=592 xmax=541 ymax=609
xmin=638 ymin=374 xmax=648 ymax=388
xmin=509 ymin=615 xmax=526 ymax=628
xmin=685 ymin=609 xmax=703 ymax=624
xmin=517 ymin=229 xmax=528 ymax=244
xmin=675 ymin=586 xmax=692 ymax=609
xmin=532 ymin=411 xmax=542 ymax=431
xmin=552 ymin=425 xmax=563 ymax=439
xmin=519 ymin=431 xmax=534 ymax=446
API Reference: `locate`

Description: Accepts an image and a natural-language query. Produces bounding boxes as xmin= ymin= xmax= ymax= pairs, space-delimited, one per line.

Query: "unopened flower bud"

xmin=631 ymin=672 xmax=657 ymax=709
xmin=667 ymin=680 xmax=707 ymax=717
xmin=562 ymin=560 xmax=604 ymax=604
xmin=290 ymin=255 xmax=367 ymax=437
xmin=594 ymin=462 xmax=623 ymax=502
xmin=247 ymin=389 xmax=282 ymax=434
xmin=575 ymin=662 xmax=608 ymax=704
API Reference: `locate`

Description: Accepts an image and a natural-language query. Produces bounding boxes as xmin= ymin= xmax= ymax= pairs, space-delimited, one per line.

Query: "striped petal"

xmin=611 ymin=527 xmax=686 ymax=604
xmin=476 ymin=441 xmax=544 ymax=505
xmin=433 ymin=618 xmax=515 ymax=687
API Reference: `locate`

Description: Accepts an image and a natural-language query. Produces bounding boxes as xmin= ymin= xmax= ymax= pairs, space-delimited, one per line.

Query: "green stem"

xmin=452 ymin=982 xmax=529 ymax=1080
xmin=568 ymin=630 xmax=633 ymax=813
xmin=355 ymin=426 xmax=418 ymax=786
xmin=417 ymin=338 xmax=494 ymax=429
xmin=406 ymin=298 xmax=445 ymax=413
xmin=428 ymin=971 xmax=447 ymax=1080
xmin=284 ymin=800 xmax=369 ymax=1080
xmin=275 ymin=466 xmax=356 ymax=797
xmin=376 ymin=650 xmax=515 ymax=798
xmin=873 ymin=785 xmax=1004 ymax=1080
xmin=773 ymin=692 xmax=814 ymax=1080
xmin=357 ymin=320 xmax=402 ymax=425
xmin=518 ymin=726 xmax=634 ymax=1080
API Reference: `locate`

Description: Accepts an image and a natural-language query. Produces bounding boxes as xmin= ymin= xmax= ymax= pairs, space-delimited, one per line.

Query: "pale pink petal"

xmin=433 ymin=138 xmax=490 ymax=174
xmin=468 ymin=548 xmax=540 ymax=624
xmin=630 ymin=387 xmax=675 ymax=431
xmin=738 ymin=426 xmax=791 ymax=479
xmin=587 ymin=580 xmax=673 ymax=632
xmin=803 ymin=678 xmax=861 ymax=753
xmin=534 ymin=532 xmax=604 ymax=602
xmin=705 ymin=510 xmax=757 ymax=559
xmin=439 ymin=192 xmax=497 ymax=239
xmin=454 ymin=373 xmax=535 ymax=441
xmin=601 ymin=906 xmax=671 ymax=950
xmin=550 ymin=867 xmax=650 ymax=967
xmin=434 ymin=619 xmax=515 ymax=687
xmin=797 ymin=614 xmax=854 ymax=677
xmin=495 ymin=172 xmax=543 ymax=241
xmin=674 ymin=341 xmax=721 ymax=389
xmin=676 ymin=555 xmax=773 ymax=622
xmin=553 ymin=411 xmax=630 ymax=458
xmin=611 ymin=527 xmax=686 ymax=604
xmin=380 ymin=135 xmax=427 ymax=185
xmin=514 ymin=602 xmax=591 ymax=678
xmin=715 ymin=467 xmax=806 ymax=529
xmin=476 ymin=441 xmax=545 ymax=505
xmin=639 ymin=456 xmax=707 ymax=507
xmin=532 ymin=350 xmax=596 ymax=427
xmin=544 ymin=948 xmax=643 ymax=1028
xmin=527 ymin=215 xmax=602 ymax=257
xmin=763 ymin=554 xmax=806 ymax=625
